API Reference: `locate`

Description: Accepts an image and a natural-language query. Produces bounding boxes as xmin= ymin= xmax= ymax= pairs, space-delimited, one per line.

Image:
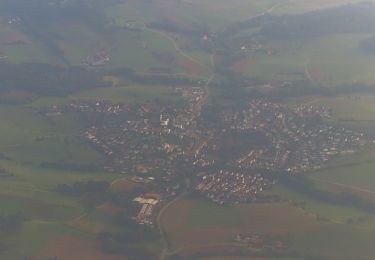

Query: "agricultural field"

xmin=274 ymin=0 xmax=375 ymax=15
xmin=1 ymin=1 xmax=375 ymax=259
xmin=161 ymin=197 xmax=324 ymax=250
xmin=105 ymin=0 xmax=284 ymax=31
xmin=71 ymin=84 xmax=184 ymax=104
xmin=161 ymin=189 xmax=375 ymax=259
xmin=230 ymin=32 xmax=375 ymax=87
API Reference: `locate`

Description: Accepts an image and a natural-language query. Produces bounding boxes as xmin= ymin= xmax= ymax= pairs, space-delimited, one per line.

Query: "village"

xmin=43 ymin=88 xmax=368 ymax=213
xmin=222 ymin=100 xmax=364 ymax=173
xmin=195 ymin=170 xmax=275 ymax=205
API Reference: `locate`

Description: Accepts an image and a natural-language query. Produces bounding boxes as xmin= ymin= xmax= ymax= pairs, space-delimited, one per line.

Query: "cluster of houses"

xmin=222 ymin=100 xmax=365 ymax=173
xmin=133 ymin=193 xmax=161 ymax=225
xmin=7 ymin=16 xmax=22 ymax=25
xmin=43 ymin=92 xmax=368 ymax=213
xmin=83 ymin=51 xmax=110 ymax=66
xmin=195 ymin=170 xmax=275 ymax=205
xmin=0 ymin=53 xmax=7 ymax=61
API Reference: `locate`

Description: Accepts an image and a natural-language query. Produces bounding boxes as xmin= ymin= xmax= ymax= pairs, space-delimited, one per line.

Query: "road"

xmin=144 ymin=24 xmax=208 ymax=73
xmin=156 ymin=3 xmax=285 ymax=259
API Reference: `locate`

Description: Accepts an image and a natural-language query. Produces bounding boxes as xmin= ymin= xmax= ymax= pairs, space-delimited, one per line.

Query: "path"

xmin=157 ymin=4 xmax=284 ymax=259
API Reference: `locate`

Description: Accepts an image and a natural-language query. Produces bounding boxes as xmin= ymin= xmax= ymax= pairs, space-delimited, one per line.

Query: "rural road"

xmin=144 ymin=24 xmax=210 ymax=74
xmin=156 ymin=4 xmax=284 ymax=259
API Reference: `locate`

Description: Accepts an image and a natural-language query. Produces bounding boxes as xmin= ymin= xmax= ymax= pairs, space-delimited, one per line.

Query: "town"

xmin=43 ymin=88 xmax=367 ymax=212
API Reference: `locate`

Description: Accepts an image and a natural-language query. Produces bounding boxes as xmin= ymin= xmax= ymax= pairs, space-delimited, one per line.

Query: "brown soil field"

xmin=231 ymin=58 xmax=255 ymax=74
xmin=35 ymin=235 xmax=127 ymax=260
xmin=66 ymin=215 xmax=106 ymax=234
xmin=111 ymin=178 xmax=139 ymax=194
xmin=176 ymin=57 xmax=206 ymax=76
xmin=96 ymin=201 xmax=123 ymax=215
xmin=25 ymin=200 xmax=56 ymax=219
xmin=308 ymin=67 xmax=327 ymax=82
xmin=4 ymin=32 xmax=30 ymax=45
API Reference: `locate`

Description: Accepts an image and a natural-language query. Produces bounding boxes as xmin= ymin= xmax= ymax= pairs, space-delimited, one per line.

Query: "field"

xmin=161 ymin=190 xmax=375 ymax=259
xmin=162 ymin=85 xmax=375 ymax=260
xmin=2 ymin=1 xmax=375 ymax=259
xmin=274 ymin=0 xmax=375 ymax=15
xmin=161 ymin=197 xmax=324 ymax=250
xmin=0 ymin=97 xmax=124 ymax=259
xmin=71 ymin=84 xmax=183 ymax=104
xmin=35 ymin=236 xmax=126 ymax=260
xmin=105 ymin=0 xmax=284 ymax=31
xmin=231 ymin=33 xmax=375 ymax=87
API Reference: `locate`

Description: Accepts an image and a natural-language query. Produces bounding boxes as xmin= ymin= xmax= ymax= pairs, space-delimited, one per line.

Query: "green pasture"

xmin=274 ymin=0 xmax=375 ymax=15
xmin=72 ymin=84 xmax=183 ymax=104
xmin=105 ymin=0 xmax=284 ymax=30
xmin=232 ymin=33 xmax=375 ymax=87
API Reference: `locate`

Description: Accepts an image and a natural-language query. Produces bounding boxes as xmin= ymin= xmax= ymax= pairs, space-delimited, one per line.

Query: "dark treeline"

xmin=0 ymin=63 xmax=108 ymax=96
xmin=278 ymin=174 xmax=375 ymax=214
xmin=40 ymin=162 xmax=101 ymax=172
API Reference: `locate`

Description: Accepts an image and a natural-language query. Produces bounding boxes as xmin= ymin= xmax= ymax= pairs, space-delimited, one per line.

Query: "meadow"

xmin=161 ymin=197 xmax=323 ymax=250
xmin=231 ymin=32 xmax=375 ymax=87
xmin=1 ymin=1 xmax=375 ymax=259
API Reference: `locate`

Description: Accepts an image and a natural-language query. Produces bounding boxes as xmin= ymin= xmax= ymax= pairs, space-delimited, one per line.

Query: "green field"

xmin=231 ymin=33 xmax=375 ymax=87
xmin=2 ymin=1 xmax=375 ymax=259
xmin=161 ymin=197 xmax=324 ymax=250
xmin=161 ymin=189 xmax=375 ymax=259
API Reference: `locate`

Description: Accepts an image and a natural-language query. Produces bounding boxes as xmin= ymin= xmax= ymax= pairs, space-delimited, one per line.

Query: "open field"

xmin=72 ymin=84 xmax=183 ymax=104
xmin=105 ymin=0 xmax=284 ymax=30
xmin=35 ymin=235 xmax=126 ymax=260
xmin=162 ymin=191 xmax=375 ymax=259
xmin=161 ymin=197 xmax=324 ymax=250
xmin=231 ymin=33 xmax=375 ymax=87
xmin=274 ymin=0 xmax=375 ymax=15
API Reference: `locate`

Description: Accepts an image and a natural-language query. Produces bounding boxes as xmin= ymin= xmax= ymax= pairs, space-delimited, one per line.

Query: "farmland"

xmin=161 ymin=197 xmax=323 ymax=251
xmin=1 ymin=0 xmax=375 ymax=259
